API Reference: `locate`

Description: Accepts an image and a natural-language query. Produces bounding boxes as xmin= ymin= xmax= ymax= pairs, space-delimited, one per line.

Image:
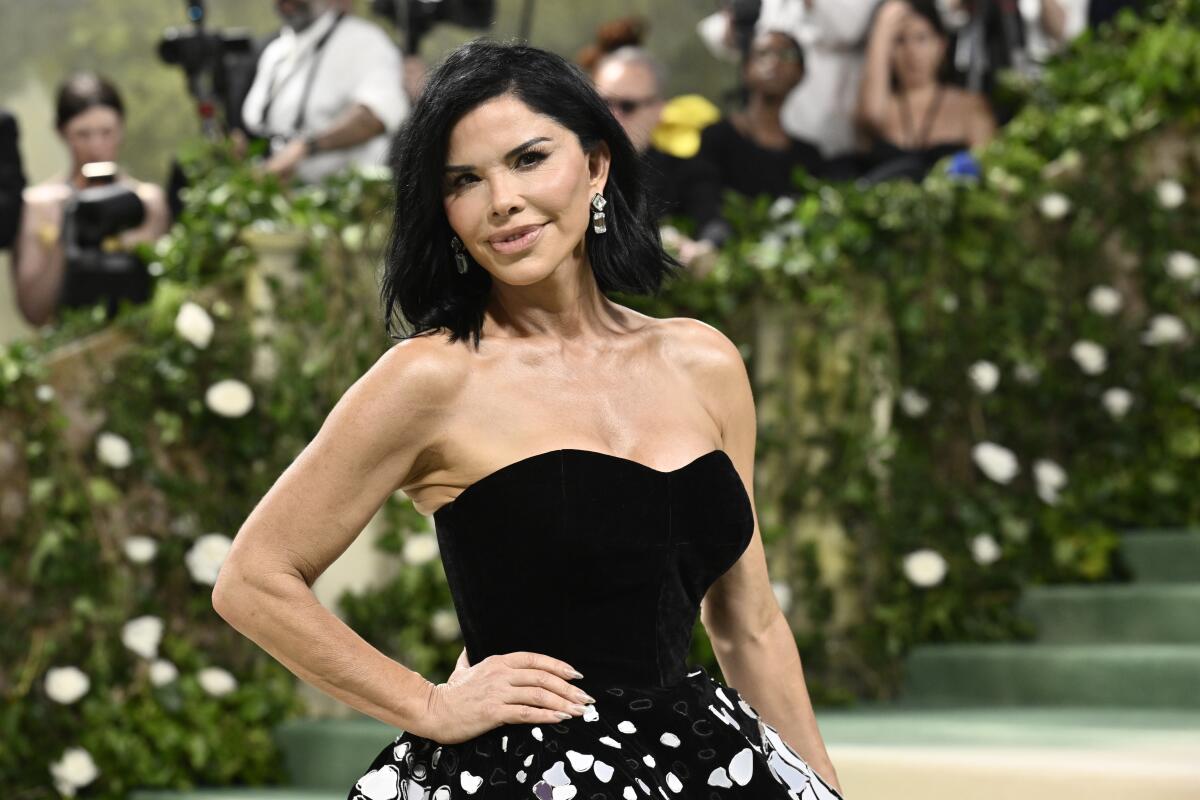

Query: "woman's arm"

xmin=212 ymin=336 xmax=459 ymax=736
xmin=856 ymin=0 xmax=910 ymax=139
xmin=674 ymin=319 xmax=842 ymax=794
xmin=11 ymin=189 xmax=66 ymax=327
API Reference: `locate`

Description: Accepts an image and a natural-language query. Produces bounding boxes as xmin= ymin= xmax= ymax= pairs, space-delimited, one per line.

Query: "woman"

xmin=12 ymin=72 xmax=169 ymax=326
xmin=212 ymin=40 xmax=843 ymax=799
xmin=696 ymin=30 xmax=825 ymax=210
xmin=856 ymin=0 xmax=996 ymax=182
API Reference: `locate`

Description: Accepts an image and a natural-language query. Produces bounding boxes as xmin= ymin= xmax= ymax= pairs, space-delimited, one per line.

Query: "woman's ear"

xmin=587 ymin=140 xmax=612 ymax=196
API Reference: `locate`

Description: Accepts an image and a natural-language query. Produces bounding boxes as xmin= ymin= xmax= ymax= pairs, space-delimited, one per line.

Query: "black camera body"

xmin=158 ymin=1 xmax=255 ymax=133
xmin=58 ymin=167 xmax=151 ymax=320
xmin=370 ymin=0 xmax=494 ymax=52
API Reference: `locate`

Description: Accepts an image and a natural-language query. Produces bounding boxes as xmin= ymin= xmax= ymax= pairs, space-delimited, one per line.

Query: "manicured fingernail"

xmin=569 ymin=669 xmax=584 ymax=679
xmin=555 ymin=711 xmax=571 ymax=720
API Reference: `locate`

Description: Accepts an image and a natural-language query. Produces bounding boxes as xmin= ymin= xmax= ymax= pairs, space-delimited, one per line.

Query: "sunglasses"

xmin=750 ymin=47 xmax=803 ymax=63
xmin=603 ymin=95 xmax=660 ymax=115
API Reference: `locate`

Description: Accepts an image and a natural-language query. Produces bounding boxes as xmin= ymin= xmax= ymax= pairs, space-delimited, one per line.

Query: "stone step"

xmin=131 ymin=708 xmax=1200 ymax=800
xmin=1121 ymin=529 xmax=1200 ymax=583
xmin=902 ymin=643 xmax=1200 ymax=707
xmin=1019 ymin=583 xmax=1200 ymax=643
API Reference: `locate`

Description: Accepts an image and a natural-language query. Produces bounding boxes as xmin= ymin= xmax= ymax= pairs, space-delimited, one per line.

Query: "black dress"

xmin=347 ymin=448 xmax=843 ymax=799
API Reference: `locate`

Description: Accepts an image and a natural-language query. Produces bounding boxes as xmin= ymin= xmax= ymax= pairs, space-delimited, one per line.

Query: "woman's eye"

xmin=516 ymin=150 xmax=547 ymax=168
xmin=452 ymin=174 xmax=478 ymax=188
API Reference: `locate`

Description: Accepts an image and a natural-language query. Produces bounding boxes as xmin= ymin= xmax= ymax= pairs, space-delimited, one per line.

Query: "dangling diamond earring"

xmin=591 ymin=193 xmax=608 ymax=234
xmin=450 ymin=235 xmax=469 ymax=274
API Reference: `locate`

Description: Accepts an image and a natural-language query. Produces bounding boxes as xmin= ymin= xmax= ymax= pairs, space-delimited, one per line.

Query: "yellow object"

xmin=650 ymin=94 xmax=721 ymax=159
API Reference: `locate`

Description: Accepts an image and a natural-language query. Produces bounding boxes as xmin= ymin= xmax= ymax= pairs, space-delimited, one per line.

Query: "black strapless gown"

xmin=347 ymin=448 xmax=842 ymax=799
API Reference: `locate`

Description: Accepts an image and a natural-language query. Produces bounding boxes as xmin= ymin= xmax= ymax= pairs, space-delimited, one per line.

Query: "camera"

xmin=370 ymin=0 xmax=495 ymax=52
xmin=58 ymin=162 xmax=152 ymax=320
xmin=158 ymin=0 xmax=256 ymax=133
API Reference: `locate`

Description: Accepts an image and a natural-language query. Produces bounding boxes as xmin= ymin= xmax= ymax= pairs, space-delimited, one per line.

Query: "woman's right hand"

xmin=411 ymin=651 xmax=596 ymax=744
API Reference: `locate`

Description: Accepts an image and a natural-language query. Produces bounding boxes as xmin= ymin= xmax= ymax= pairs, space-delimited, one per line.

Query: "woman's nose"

xmin=488 ymin=175 xmax=524 ymax=218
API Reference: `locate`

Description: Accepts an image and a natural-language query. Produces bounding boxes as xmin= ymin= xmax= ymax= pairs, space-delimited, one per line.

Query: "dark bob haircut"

xmin=55 ymin=72 xmax=125 ymax=131
xmin=379 ymin=38 xmax=683 ymax=349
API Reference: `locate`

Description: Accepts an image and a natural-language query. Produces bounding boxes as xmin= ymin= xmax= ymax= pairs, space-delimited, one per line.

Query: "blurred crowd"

xmin=0 ymin=0 xmax=1143 ymax=328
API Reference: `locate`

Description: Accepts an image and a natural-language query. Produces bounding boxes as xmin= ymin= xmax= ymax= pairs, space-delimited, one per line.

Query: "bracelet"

xmin=302 ymin=132 xmax=322 ymax=155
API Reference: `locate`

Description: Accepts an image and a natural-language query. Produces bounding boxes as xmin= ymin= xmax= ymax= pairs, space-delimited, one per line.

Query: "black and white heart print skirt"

xmin=347 ymin=664 xmax=843 ymax=799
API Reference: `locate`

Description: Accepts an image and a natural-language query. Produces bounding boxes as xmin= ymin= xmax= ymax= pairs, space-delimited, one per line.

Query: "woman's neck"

xmin=897 ymin=79 xmax=940 ymax=100
xmin=740 ymin=92 xmax=790 ymax=149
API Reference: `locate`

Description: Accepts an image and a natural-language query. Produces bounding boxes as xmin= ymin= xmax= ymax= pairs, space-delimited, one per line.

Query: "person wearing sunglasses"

xmin=592 ymin=47 xmax=725 ymax=271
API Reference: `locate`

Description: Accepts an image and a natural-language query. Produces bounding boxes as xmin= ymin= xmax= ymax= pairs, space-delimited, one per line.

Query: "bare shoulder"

xmin=132 ymin=179 xmax=167 ymax=206
xmin=332 ymin=329 xmax=470 ymax=475
xmin=654 ymin=316 xmax=746 ymax=380
xmin=653 ymin=316 xmax=754 ymax=451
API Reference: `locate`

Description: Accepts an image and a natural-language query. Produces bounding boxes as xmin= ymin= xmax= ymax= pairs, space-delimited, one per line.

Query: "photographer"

xmin=12 ymin=73 xmax=169 ymax=327
xmin=240 ymin=0 xmax=408 ymax=183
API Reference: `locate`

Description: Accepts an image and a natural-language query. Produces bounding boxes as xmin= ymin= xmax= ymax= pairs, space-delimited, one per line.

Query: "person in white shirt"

xmin=241 ymin=0 xmax=409 ymax=184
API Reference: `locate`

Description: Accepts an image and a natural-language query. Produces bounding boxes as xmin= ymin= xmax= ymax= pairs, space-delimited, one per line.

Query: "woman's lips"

xmin=488 ymin=223 xmax=546 ymax=255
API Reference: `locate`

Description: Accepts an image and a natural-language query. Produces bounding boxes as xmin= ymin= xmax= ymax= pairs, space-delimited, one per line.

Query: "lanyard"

xmin=259 ymin=11 xmax=346 ymax=136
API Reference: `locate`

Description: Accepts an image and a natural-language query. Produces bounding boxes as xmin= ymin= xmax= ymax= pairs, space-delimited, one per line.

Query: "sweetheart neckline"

xmin=431 ymin=448 xmax=731 ymax=517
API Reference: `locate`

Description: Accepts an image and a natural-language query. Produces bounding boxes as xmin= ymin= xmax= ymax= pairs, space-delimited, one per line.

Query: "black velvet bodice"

xmin=432 ymin=448 xmax=754 ymax=688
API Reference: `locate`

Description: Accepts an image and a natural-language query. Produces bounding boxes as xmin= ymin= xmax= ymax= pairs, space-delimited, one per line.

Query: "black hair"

xmin=55 ymin=72 xmax=125 ymax=131
xmin=905 ymin=0 xmax=948 ymax=39
xmin=379 ymin=38 xmax=683 ymax=349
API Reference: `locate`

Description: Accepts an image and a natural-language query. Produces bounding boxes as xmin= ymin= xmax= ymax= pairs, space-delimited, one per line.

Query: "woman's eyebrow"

xmin=445 ymin=137 xmax=553 ymax=173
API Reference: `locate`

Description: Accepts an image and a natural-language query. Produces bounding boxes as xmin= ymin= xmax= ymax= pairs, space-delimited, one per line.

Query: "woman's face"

xmin=744 ymin=32 xmax=805 ymax=97
xmin=60 ymin=106 xmax=123 ymax=169
xmin=442 ymin=93 xmax=609 ymax=285
xmin=891 ymin=10 xmax=946 ymax=89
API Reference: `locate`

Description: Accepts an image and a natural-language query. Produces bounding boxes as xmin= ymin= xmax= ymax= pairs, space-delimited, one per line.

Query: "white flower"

xmin=768 ymin=196 xmax=796 ymax=220
xmin=174 ymin=301 xmax=214 ymax=349
xmin=1165 ymin=251 xmax=1199 ymax=281
xmin=204 ymin=379 xmax=255 ymax=418
xmin=1142 ymin=313 xmax=1188 ymax=346
xmin=36 ymin=384 xmax=56 ymax=403
xmin=771 ymin=580 xmax=793 ymax=614
xmin=1013 ymin=362 xmax=1040 ymax=385
xmin=49 ymin=747 xmax=99 ymax=797
xmin=1034 ymin=459 xmax=1068 ymax=505
xmin=44 ymin=666 xmax=90 ymax=704
xmin=970 ymin=534 xmax=1002 ymax=566
xmin=1102 ymin=387 xmax=1133 ymax=419
xmin=197 ymin=666 xmax=238 ymax=697
xmin=95 ymin=432 xmax=132 ymax=469
xmin=899 ymin=388 xmax=930 ymax=418
xmin=1038 ymin=192 xmax=1071 ymax=219
xmin=122 ymin=615 xmax=164 ymax=660
xmin=185 ymin=533 xmax=233 ymax=586
xmin=903 ymin=549 xmax=948 ymax=588
xmin=1155 ymin=179 xmax=1185 ymax=209
xmin=251 ymin=344 xmax=281 ymax=383
xmin=1070 ymin=340 xmax=1107 ymax=375
xmin=968 ymin=360 xmax=1000 ymax=394
xmin=430 ymin=609 xmax=461 ymax=642
xmin=402 ymin=532 xmax=439 ymax=566
xmin=149 ymin=659 xmax=179 ymax=687
xmin=972 ymin=441 xmax=1020 ymax=484
xmin=1086 ymin=285 xmax=1123 ymax=316
xmin=122 ymin=536 xmax=158 ymax=565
